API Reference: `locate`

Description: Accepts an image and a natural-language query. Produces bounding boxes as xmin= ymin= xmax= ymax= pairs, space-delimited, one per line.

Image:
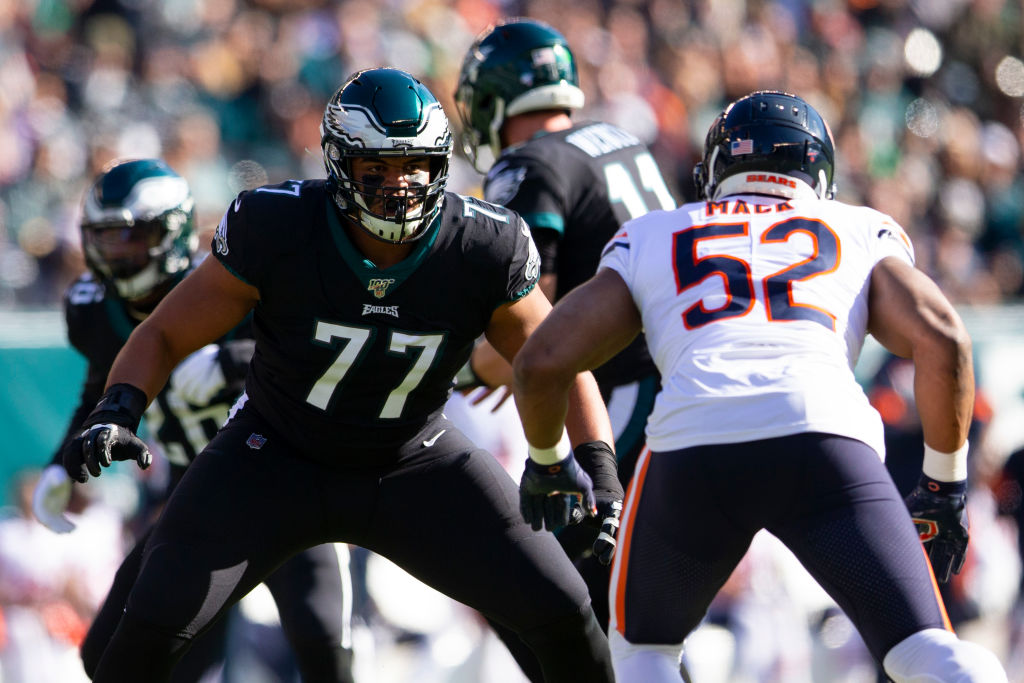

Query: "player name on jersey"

xmin=565 ymin=122 xmax=642 ymax=158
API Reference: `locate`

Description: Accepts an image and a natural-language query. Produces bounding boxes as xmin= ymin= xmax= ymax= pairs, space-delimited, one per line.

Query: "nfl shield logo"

xmin=246 ymin=433 xmax=267 ymax=449
xmin=368 ymin=278 xmax=395 ymax=299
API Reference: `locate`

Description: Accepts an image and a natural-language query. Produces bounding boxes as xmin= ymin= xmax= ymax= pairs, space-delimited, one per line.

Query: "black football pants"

xmin=90 ymin=409 xmax=613 ymax=682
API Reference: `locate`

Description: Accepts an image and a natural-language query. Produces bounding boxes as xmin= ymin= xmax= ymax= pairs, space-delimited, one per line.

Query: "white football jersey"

xmin=599 ymin=194 xmax=915 ymax=458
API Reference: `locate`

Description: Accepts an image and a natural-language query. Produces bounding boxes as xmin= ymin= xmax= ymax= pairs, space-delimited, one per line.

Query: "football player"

xmin=59 ymin=69 xmax=617 ymax=682
xmin=32 ymin=158 xmax=355 ymax=682
xmin=511 ymin=90 xmax=1008 ymax=682
xmin=454 ymin=18 xmax=676 ymax=644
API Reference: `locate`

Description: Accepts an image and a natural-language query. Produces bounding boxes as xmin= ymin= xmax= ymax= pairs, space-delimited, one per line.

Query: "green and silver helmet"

xmin=455 ymin=18 xmax=585 ymax=173
xmin=80 ymin=158 xmax=197 ymax=301
xmin=320 ymin=67 xmax=453 ymax=243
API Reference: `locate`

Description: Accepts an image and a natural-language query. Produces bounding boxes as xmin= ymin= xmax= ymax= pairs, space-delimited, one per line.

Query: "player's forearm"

xmin=564 ymin=372 xmax=614 ymax=448
xmin=513 ymin=341 xmax=576 ymax=451
xmin=105 ymin=322 xmax=182 ymax=403
xmin=913 ymin=322 xmax=974 ymax=453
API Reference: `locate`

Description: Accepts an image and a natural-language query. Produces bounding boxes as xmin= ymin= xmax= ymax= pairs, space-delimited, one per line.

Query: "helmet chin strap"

xmin=486 ymin=98 xmax=506 ymax=171
xmin=817 ymin=169 xmax=836 ymax=200
xmin=353 ymin=194 xmax=426 ymax=243
xmin=114 ymin=261 xmax=162 ymax=301
xmin=703 ymin=146 xmax=721 ymax=199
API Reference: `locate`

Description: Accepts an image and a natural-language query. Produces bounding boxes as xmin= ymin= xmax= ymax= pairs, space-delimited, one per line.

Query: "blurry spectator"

xmin=0 ymin=468 xmax=124 ymax=683
xmin=2 ymin=1 xmax=1024 ymax=309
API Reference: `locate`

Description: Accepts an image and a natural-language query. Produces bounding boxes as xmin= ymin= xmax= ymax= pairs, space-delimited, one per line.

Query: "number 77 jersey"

xmin=599 ymin=193 xmax=915 ymax=458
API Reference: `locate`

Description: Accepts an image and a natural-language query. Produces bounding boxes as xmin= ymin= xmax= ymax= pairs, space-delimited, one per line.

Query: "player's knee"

xmin=882 ymin=628 xmax=1007 ymax=683
xmin=87 ymin=610 xmax=193 ymax=680
xmin=131 ymin=542 xmax=242 ymax=636
xmin=609 ymin=628 xmax=685 ymax=682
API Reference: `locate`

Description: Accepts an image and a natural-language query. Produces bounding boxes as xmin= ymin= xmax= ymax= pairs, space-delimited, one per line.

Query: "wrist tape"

xmin=528 ymin=430 xmax=572 ymax=465
xmin=922 ymin=440 xmax=969 ymax=483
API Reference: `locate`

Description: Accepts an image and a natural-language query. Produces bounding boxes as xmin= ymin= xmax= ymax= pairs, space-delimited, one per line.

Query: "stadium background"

xmin=2 ymin=1 xmax=1024 ymax=681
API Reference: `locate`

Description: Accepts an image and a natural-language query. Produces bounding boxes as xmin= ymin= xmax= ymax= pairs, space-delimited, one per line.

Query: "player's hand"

xmin=62 ymin=383 xmax=152 ymax=483
xmin=572 ymin=441 xmax=625 ymax=565
xmin=63 ymin=423 xmax=152 ymax=483
xmin=520 ymin=454 xmax=596 ymax=532
xmin=904 ymin=476 xmax=969 ymax=583
xmin=591 ymin=500 xmax=622 ymax=565
xmin=32 ymin=464 xmax=76 ymax=533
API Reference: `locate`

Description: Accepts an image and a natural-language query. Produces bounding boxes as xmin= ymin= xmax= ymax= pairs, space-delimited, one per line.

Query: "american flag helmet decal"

xmin=730 ymin=139 xmax=754 ymax=155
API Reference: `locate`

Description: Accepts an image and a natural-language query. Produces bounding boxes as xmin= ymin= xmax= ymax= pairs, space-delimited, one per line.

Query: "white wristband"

xmin=528 ymin=430 xmax=572 ymax=465
xmin=922 ymin=440 xmax=969 ymax=483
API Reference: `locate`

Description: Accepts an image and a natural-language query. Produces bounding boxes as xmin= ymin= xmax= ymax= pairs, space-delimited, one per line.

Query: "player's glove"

xmin=904 ymin=475 xmax=969 ymax=583
xmin=572 ymin=441 xmax=625 ymax=565
xmin=32 ymin=464 xmax=76 ymax=533
xmin=520 ymin=454 xmax=596 ymax=532
xmin=63 ymin=383 xmax=152 ymax=483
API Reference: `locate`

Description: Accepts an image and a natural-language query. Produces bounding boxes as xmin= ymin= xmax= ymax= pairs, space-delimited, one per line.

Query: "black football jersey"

xmin=482 ymin=121 xmax=675 ymax=387
xmin=213 ymin=179 xmax=537 ymax=458
xmin=54 ymin=269 xmax=254 ymax=468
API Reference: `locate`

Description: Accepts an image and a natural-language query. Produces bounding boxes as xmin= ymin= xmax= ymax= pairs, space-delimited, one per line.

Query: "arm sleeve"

xmin=531 ymin=227 xmax=560 ymax=276
xmin=598 ymin=229 xmax=633 ymax=284
xmin=486 ymin=158 xmax=567 ymax=235
xmin=505 ymin=215 xmax=541 ymax=302
xmin=212 ymin=191 xmax=259 ymax=287
xmin=870 ymin=212 xmax=915 ymax=266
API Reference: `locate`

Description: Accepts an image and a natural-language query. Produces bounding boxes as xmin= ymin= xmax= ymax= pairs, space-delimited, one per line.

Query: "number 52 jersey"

xmin=599 ymin=194 xmax=916 ymax=459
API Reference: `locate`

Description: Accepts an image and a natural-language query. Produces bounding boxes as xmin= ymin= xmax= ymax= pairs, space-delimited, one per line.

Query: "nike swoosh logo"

xmin=233 ymin=197 xmax=243 ymax=213
xmin=422 ymin=429 xmax=446 ymax=447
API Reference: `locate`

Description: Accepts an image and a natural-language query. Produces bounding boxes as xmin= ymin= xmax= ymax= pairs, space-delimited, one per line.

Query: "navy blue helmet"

xmin=694 ymin=91 xmax=836 ymax=201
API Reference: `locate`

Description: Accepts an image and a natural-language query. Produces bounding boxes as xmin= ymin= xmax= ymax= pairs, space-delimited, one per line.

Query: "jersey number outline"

xmin=673 ymin=217 xmax=840 ymax=330
xmin=605 ymin=152 xmax=676 ymax=220
xmin=462 ymin=196 xmax=510 ymax=223
xmin=254 ymin=180 xmax=302 ymax=197
xmin=306 ymin=321 xmax=444 ymax=418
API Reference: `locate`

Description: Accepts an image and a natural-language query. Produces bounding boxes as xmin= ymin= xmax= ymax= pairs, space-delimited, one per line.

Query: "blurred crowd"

xmin=2 ymin=0 xmax=1024 ymax=308
xmin=4 ymin=0 xmax=1024 ymax=681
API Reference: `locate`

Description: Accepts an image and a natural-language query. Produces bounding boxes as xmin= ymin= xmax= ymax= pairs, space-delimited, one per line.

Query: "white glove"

xmin=32 ymin=464 xmax=76 ymax=533
xmin=169 ymin=343 xmax=225 ymax=406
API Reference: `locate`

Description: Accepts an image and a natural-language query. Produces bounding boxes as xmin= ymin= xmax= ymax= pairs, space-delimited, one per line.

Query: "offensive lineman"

xmin=511 ymin=90 xmax=1008 ymax=682
xmin=56 ymin=69 xmax=616 ymax=682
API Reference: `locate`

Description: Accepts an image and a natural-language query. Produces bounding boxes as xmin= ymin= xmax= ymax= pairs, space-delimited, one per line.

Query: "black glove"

xmin=63 ymin=383 xmax=152 ymax=483
xmin=572 ymin=441 xmax=625 ymax=565
xmin=904 ymin=475 xmax=969 ymax=583
xmin=520 ymin=454 xmax=596 ymax=532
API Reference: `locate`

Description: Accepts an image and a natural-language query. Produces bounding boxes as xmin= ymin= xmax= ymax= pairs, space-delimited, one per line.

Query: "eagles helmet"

xmin=320 ymin=67 xmax=453 ymax=243
xmin=694 ymin=91 xmax=836 ymax=201
xmin=454 ymin=18 xmax=585 ymax=173
xmin=80 ymin=158 xmax=197 ymax=302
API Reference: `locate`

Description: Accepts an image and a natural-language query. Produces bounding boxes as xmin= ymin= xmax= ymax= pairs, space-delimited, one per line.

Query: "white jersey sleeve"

xmin=598 ymin=195 xmax=915 ymax=458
